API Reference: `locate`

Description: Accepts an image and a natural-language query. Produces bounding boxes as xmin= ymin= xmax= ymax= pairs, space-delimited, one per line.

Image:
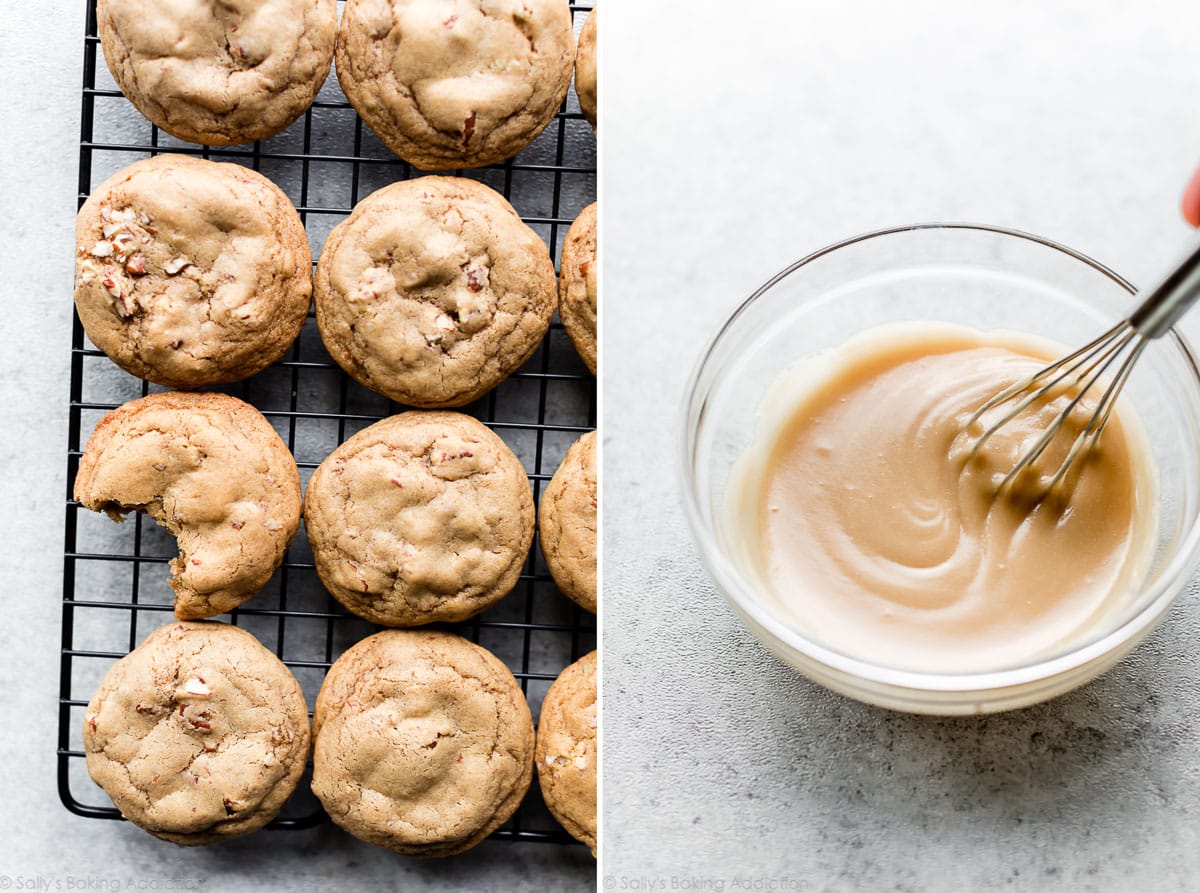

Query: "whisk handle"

xmin=1129 ymin=235 xmax=1200 ymax=339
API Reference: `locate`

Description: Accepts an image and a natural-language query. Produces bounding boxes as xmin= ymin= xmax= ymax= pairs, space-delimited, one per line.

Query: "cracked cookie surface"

xmin=559 ymin=202 xmax=597 ymax=374
xmin=336 ymin=0 xmax=575 ymax=170
xmin=535 ymin=650 xmax=597 ymax=853
xmin=539 ymin=430 xmax=597 ymax=613
xmin=83 ymin=621 xmax=311 ymax=845
xmin=314 ymin=176 xmax=556 ymax=408
xmin=311 ymin=629 xmax=535 ymax=856
xmin=576 ymin=6 xmax=597 ymax=129
xmin=73 ymin=391 xmax=302 ymax=619
xmin=305 ymin=411 xmax=534 ymax=625
xmin=98 ymin=0 xmax=337 ymax=145
xmin=75 ymin=155 xmax=312 ymax=388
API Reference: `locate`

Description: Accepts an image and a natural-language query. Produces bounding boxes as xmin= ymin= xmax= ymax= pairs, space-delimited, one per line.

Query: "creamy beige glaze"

xmin=730 ymin=323 xmax=1159 ymax=674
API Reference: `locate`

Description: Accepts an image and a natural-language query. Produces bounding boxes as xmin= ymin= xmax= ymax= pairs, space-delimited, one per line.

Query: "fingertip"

xmin=1184 ymin=166 xmax=1200 ymax=228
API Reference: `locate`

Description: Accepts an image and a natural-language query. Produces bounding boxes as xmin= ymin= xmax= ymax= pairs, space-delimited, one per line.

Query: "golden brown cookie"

xmin=536 ymin=650 xmax=597 ymax=854
xmin=559 ymin=202 xmax=597 ymax=374
xmin=83 ymin=621 xmax=311 ymax=846
xmin=304 ymin=411 xmax=534 ymax=626
xmin=73 ymin=392 xmax=302 ymax=619
xmin=335 ymin=0 xmax=576 ymax=170
xmin=539 ymin=431 xmax=597 ymax=613
xmin=74 ymin=155 xmax=312 ymax=388
xmin=576 ymin=7 xmax=597 ymax=129
xmin=314 ymin=176 xmax=557 ymax=408
xmin=97 ymin=0 xmax=338 ymax=146
xmin=311 ymin=630 xmax=535 ymax=857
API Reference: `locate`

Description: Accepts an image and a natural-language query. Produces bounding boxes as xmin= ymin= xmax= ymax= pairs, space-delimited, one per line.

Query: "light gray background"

xmin=1 ymin=1 xmax=594 ymax=890
xmin=604 ymin=1 xmax=1200 ymax=890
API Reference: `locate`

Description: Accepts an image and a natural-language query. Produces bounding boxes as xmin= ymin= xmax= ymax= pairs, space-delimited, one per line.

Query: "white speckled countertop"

xmin=1 ymin=1 xmax=594 ymax=889
xmin=602 ymin=0 xmax=1200 ymax=889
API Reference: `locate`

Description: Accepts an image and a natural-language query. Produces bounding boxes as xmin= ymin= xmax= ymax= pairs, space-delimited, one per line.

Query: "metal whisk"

xmin=969 ymin=237 xmax=1200 ymax=493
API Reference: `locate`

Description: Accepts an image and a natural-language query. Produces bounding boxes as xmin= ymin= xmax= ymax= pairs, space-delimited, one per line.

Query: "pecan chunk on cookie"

xmin=336 ymin=0 xmax=575 ymax=169
xmin=536 ymin=650 xmax=598 ymax=854
xmin=540 ymin=430 xmax=597 ymax=613
xmin=311 ymin=630 xmax=535 ymax=856
xmin=314 ymin=176 xmax=556 ymax=408
xmin=74 ymin=154 xmax=312 ymax=388
xmin=73 ymin=392 xmax=302 ymax=619
xmin=97 ymin=0 xmax=338 ymax=146
xmin=83 ymin=621 xmax=311 ymax=845
xmin=304 ymin=411 xmax=534 ymax=626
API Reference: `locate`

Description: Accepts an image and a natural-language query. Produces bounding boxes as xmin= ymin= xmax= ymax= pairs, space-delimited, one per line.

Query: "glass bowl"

xmin=680 ymin=223 xmax=1200 ymax=714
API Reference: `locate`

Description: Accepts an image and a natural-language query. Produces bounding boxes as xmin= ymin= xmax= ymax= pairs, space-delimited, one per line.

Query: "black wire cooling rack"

xmin=59 ymin=0 xmax=596 ymax=845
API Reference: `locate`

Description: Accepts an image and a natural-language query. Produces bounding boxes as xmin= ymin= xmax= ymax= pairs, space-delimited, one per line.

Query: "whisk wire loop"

xmin=1040 ymin=337 xmax=1147 ymax=494
xmin=966 ymin=321 xmax=1141 ymax=492
xmin=966 ymin=233 xmax=1200 ymax=495
xmin=967 ymin=322 xmax=1130 ymax=432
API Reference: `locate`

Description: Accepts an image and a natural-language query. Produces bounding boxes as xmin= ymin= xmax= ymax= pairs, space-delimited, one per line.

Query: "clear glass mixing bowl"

xmin=680 ymin=224 xmax=1200 ymax=714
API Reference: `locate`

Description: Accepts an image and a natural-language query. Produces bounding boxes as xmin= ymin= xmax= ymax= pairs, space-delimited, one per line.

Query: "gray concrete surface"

xmin=1 ymin=2 xmax=594 ymax=890
xmin=603 ymin=1 xmax=1200 ymax=890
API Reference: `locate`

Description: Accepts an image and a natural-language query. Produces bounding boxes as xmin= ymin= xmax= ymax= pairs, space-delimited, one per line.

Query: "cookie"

xmin=539 ymin=431 xmax=597 ymax=613
xmin=314 ymin=176 xmax=557 ymax=408
xmin=575 ymin=7 xmax=597 ymax=129
xmin=559 ymin=202 xmax=597 ymax=374
xmin=83 ymin=621 xmax=311 ymax=845
xmin=336 ymin=0 xmax=575 ymax=170
xmin=97 ymin=0 xmax=338 ymax=146
xmin=536 ymin=650 xmax=597 ymax=853
xmin=75 ymin=155 xmax=312 ymax=388
xmin=311 ymin=630 xmax=535 ymax=857
xmin=73 ymin=392 xmax=302 ymax=619
xmin=305 ymin=411 xmax=534 ymax=626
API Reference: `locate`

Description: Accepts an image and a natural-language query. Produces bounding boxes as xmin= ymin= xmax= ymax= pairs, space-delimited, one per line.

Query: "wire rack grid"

xmin=59 ymin=0 xmax=597 ymax=846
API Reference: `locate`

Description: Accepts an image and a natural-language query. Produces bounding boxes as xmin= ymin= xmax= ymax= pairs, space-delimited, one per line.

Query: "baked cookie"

xmin=83 ymin=621 xmax=311 ymax=845
xmin=314 ymin=176 xmax=557 ymax=408
xmin=536 ymin=650 xmax=597 ymax=854
xmin=97 ymin=0 xmax=338 ymax=145
xmin=336 ymin=0 xmax=575 ymax=170
xmin=305 ymin=411 xmax=535 ymax=625
xmin=575 ymin=7 xmax=597 ymax=129
xmin=539 ymin=431 xmax=597 ymax=613
xmin=311 ymin=630 xmax=535 ymax=857
xmin=74 ymin=392 xmax=302 ymax=619
xmin=75 ymin=155 xmax=312 ymax=388
xmin=559 ymin=203 xmax=597 ymax=374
